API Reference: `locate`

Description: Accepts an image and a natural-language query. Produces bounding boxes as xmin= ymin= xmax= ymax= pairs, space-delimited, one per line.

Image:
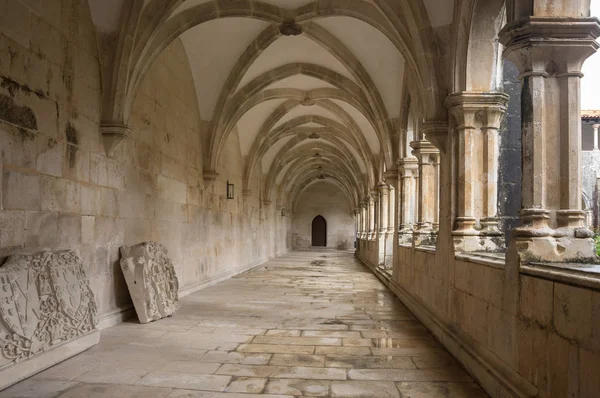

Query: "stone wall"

xmin=374 ymin=243 xmax=600 ymax=398
xmin=292 ymin=182 xmax=354 ymax=250
xmin=0 ymin=0 xmax=289 ymax=327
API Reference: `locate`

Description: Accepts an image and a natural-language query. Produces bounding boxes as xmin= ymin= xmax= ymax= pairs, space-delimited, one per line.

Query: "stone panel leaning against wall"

xmin=0 ymin=0 xmax=289 ymax=329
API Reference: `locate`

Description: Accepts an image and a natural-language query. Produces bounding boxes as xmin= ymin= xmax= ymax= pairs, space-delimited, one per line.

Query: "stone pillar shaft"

xmin=500 ymin=16 xmax=600 ymax=261
xmin=411 ymin=141 xmax=439 ymax=231
xmin=410 ymin=140 xmax=440 ymax=246
xmin=387 ymin=186 xmax=395 ymax=234
xmin=361 ymin=203 xmax=368 ymax=239
xmin=378 ymin=182 xmax=389 ymax=233
xmin=368 ymin=195 xmax=376 ymax=239
xmin=445 ymin=93 xmax=509 ymax=252
xmin=594 ymin=124 xmax=600 ymax=151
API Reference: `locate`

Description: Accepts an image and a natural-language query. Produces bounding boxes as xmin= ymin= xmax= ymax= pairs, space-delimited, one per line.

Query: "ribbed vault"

xmin=97 ymin=0 xmax=451 ymax=211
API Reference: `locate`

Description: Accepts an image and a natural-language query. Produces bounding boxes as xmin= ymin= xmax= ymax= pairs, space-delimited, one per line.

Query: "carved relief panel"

xmin=0 ymin=251 xmax=98 ymax=370
xmin=119 ymin=242 xmax=180 ymax=324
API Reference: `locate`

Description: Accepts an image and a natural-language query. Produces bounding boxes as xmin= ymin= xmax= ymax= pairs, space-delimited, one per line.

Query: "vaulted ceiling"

xmin=90 ymin=0 xmax=455 ymax=208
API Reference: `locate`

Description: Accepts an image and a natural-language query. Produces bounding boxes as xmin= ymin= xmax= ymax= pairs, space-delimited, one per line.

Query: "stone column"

xmin=361 ymin=201 xmax=368 ymax=240
xmin=445 ymin=92 xmax=509 ymax=252
xmin=410 ymin=140 xmax=440 ymax=246
xmin=378 ymin=182 xmax=390 ymax=233
xmin=594 ymin=124 xmax=600 ymax=151
xmin=368 ymin=193 xmax=376 ymax=240
xmin=355 ymin=208 xmax=362 ymax=242
xmin=378 ymin=182 xmax=389 ymax=266
xmin=500 ymin=17 xmax=600 ymax=261
xmin=398 ymin=157 xmax=419 ymax=244
xmin=387 ymin=186 xmax=395 ymax=235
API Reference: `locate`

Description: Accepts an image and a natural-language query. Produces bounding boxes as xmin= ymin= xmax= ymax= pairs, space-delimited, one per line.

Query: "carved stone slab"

xmin=0 ymin=251 xmax=98 ymax=374
xmin=119 ymin=242 xmax=180 ymax=323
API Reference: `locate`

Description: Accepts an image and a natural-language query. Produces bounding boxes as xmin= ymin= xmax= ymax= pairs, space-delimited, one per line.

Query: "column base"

xmin=453 ymin=234 xmax=505 ymax=253
xmin=398 ymin=228 xmax=414 ymax=245
xmin=378 ymin=233 xmax=386 ymax=266
xmin=515 ymin=235 xmax=597 ymax=263
xmin=414 ymin=224 xmax=437 ymax=247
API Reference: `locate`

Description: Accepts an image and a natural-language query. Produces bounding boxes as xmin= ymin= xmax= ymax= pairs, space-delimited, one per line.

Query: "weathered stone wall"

xmin=497 ymin=59 xmax=522 ymax=239
xmin=385 ymin=243 xmax=600 ymax=397
xmin=292 ymin=182 xmax=354 ymax=250
xmin=0 ymin=0 xmax=289 ymax=327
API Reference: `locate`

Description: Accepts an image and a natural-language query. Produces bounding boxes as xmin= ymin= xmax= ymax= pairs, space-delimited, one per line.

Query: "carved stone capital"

xmin=410 ymin=140 xmax=440 ymax=164
xmin=445 ymin=92 xmax=509 ymax=130
xmin=500 ymin=17 xmax=600 ymax=73
xmin=398 ymin=157 xmax=419 ymax=177
xmin=101 ymin=123 xmax=131 ymax=157
xmin=203 ymin=170 xmax=219 ymax=185
xmin=383 ymin=169 xmax=399 ymax=189
xmin=377 ymin=181 xmax=389 ymax=193
xmin=421 ymin=121 xmax=448 ymax=154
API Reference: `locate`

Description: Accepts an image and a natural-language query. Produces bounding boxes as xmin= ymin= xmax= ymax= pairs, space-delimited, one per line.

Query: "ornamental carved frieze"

xmin=0 ymin=251 xmax=97 ymax=368
xmin=119 ymin=242 xmax=180 ymax=324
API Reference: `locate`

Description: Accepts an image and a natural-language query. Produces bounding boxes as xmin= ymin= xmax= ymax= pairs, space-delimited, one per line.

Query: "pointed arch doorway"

xmin=311 ymin=215 xmax=327 ymax=247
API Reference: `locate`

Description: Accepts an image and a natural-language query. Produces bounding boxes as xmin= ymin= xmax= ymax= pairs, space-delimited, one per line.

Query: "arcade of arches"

xmin=0 ymin=0 xmax=599 ymax=397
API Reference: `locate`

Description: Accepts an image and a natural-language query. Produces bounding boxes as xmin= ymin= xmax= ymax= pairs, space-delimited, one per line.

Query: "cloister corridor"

xmin=0 ymin=251 xmax=486 ymax=398
xmin=2 ymin=0 xmax=600 ymax=396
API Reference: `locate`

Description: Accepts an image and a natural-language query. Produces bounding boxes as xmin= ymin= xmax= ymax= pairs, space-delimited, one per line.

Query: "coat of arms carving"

xmin=119 ymin=242 xmax=180 ymax=324
xmin=0 ymin=251 xmax=97 ymax=368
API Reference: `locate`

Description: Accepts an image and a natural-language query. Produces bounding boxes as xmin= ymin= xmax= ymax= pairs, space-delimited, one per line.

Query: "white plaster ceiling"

xmin=299 ymin=122 xmax=326 ymax=128
xmin=180 ymin=18 xmax=269 ymax=118
xmin=261 ymin=136 xmax=294 ymax=173
xmin=273 ymin=105 xmax=344 ymax=128
xmin=340 ymin=140 xmax=368 ymax=173
xmin=170 ymin=0 xmax=316 ymax=18
xmin=331 ymin=99 xmax=380 ymax=154
xmin=316 ymin=17 xmax=405 ymax=118
xmin=238 ymin=35 xmax=357 ymax=89
xmin=276 ymin=161 xmax=295 ymax=185
xmin=422 ymin=0 xmax=455 ymax=28
xmin=265 ymin=76 xmax=336 ymax=91
xmin=236 ymin=99 xmax=287 ymax=156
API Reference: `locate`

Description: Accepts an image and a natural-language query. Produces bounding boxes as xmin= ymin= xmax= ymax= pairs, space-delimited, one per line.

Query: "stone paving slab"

xmin=0 ymin=250 xmax=488 ymax=397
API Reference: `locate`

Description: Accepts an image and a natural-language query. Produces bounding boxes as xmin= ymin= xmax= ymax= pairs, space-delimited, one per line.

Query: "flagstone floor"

xmin=0 ymin=250 xmax=488 ymax=398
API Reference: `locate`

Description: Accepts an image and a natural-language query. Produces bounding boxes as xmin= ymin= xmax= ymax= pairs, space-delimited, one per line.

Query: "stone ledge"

xmin=521 ymin=262 xmax=600 ymax=291
xmin=0 ymin=331 xmax=100 ymax=391
xmin=455 ymin=252 xmax=506 ymax=269
xmin=415 ymin=245 xmax=436 ymax=253
xmin=355 ymin=256 xmax=538 ymax=398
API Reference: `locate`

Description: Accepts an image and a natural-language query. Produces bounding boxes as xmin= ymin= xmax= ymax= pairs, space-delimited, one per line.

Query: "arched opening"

xmin=312 ymin=215 xmax=327 ymax=247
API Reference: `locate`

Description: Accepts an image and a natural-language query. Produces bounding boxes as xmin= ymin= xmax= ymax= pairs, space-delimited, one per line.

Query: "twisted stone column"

xmin=500 ymin=17 xmax=600 ymax=261
xmin=445 ymin=92 xmax=509 ymax=252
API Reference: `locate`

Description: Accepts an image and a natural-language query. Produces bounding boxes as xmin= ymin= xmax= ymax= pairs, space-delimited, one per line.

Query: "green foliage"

xmin=594 ymin=232 xmax=600 ymax=257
